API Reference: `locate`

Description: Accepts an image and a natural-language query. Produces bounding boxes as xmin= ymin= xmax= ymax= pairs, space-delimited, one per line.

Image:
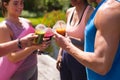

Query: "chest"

xmin=6 ymin=20 xmax=29 ymax=39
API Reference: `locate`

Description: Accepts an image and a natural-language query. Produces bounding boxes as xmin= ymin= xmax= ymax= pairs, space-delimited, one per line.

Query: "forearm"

xmin=7 ymin=46 xmax=37 ymax=63
xmin=65 ymin=43 xmax=106 ymax=75
xmin=0 ymin=39 xmax=20 ymax=56
xmin=0 ymin=38 xmax=32 ymax=56
xmin=58 ymin=48 xmax=63 ymax=56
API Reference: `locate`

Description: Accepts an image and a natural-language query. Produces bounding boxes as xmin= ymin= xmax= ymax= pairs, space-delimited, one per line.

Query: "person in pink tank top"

xmin=0 ymin=0 xmax=50 ymax=80
xmin=56 ymin=0 xmax=94 ymax=80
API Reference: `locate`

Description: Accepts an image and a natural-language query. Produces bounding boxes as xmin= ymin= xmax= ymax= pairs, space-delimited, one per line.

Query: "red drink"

xmin=44 ymin=28 xmax=54 ymax=40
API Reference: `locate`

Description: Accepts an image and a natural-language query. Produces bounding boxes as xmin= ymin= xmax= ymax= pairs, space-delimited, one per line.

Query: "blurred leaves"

xmin=24 ymin=0 xmax=70 ymax=12
xmin=27 ymin=10 xmax=66 ymax=28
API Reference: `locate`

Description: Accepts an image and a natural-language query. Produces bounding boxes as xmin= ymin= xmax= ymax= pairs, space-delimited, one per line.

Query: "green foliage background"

xmin=0 ymin=0 xmax=69 ymax=27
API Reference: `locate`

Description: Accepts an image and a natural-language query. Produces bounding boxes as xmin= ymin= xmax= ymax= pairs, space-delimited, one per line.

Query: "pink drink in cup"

xmin=44 ymin=28 xmax=54 ymax=40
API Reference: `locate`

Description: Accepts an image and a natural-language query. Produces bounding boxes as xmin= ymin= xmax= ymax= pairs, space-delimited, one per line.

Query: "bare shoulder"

xmin=85 ymin=6 xmax=94 ymax=24
xmin=0 ymin=21 xmax=11 ymax=42
xmin=66 ymin=7 xmax=75 ymax=16
xmin=95 ymin=1 xmax=120 ymax=30
xmin=66 ymin=7 xmax=75 ymax=13
xmin=0 ymin=21 xmax=12 ymax=34
xmin=0 ymin=21 xmax=8 ymax=30
xmin=94 ymin=0 xmax=120 ymax=39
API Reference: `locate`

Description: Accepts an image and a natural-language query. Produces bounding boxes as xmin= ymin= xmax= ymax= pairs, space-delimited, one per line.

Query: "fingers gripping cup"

xmin=34 ymin=24 xmax=46 ymax=44
xmin=53 ymin=20 xmax=66 ymax=36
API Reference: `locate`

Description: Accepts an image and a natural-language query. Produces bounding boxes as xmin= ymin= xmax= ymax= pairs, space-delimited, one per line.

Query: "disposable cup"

xmin=33 ymin=24 xmax=46 ymax=44
xmin=53 ymin=20 xmax=66 ymax=36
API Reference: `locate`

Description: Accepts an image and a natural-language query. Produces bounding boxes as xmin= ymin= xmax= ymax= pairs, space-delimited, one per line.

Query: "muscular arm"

xmin=54 ymin=2 xmax=120 ymax=75
xmin=93 ymin=3 xmax=120 ymax=74
xmin=69 ymin=4 xmax=120 ymax=75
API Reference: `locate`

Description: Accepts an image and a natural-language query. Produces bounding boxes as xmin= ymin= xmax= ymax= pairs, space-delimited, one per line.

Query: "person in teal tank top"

xmin=85 ymin=0 xmax=120 ymax=80
xmin=53 ymin=0 xmax=120 ymax=80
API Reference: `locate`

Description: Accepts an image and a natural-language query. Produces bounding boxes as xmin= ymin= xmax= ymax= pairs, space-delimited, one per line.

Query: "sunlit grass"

xmin=0 ymin=10 xmax=66 ymax=28
xmin=0 ymin=17 xmax=41 ymax=27
xmin=27 ymin=17 xmax=42 ymax=27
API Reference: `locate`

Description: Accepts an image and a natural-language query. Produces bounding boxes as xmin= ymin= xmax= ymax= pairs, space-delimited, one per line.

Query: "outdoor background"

xmin=0 ymin=0 xmax=96 ymax=59
xmin=0 ymin=0 xmax=70 ymax=27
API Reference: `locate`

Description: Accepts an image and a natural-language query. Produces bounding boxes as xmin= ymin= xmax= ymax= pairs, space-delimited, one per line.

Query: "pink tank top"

xmin=0 ymin=18 xmax=36 ymax=80
xmin=66 ymin=5 xmax=90 ymax=40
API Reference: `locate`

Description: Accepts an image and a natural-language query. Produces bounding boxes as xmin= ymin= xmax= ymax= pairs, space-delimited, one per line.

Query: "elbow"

xmin=96 ymin=65 xmax=111 ymax=75
xmin=10 ymin=59 xmax=18 ymax=63
xmin=7 ymin=57 xmax=19 ymax=63
xmin=97 ymin=69 xmax=108 ymax=75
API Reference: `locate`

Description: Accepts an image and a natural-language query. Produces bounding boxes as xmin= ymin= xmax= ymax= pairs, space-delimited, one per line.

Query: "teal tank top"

xmin=85 ymin=0 xmax=120 ymax=80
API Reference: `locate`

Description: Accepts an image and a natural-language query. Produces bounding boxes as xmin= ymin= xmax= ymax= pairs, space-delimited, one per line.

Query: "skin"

xmin=56 ymin=0 xmax=94 ymax=70
xmin=0 ymin=0 xmax=50 ymax=63
xmin=54 ymin=0 xmax=120 ymax=75
xmin=0 ymin=33 xmax=37 ymax=56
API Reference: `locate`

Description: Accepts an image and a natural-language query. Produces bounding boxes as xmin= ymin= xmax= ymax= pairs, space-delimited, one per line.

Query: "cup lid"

xmin=35 ymin=24 xmax=46 ymax=31
xmin=53 ymin=20 xmax=66 ymax=29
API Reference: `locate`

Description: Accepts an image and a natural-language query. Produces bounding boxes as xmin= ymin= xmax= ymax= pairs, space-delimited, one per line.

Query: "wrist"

xmin=65 ymin=42 xmax=74 ymax=52
xmin=17 ymin=38 xmax=23 ymax=49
